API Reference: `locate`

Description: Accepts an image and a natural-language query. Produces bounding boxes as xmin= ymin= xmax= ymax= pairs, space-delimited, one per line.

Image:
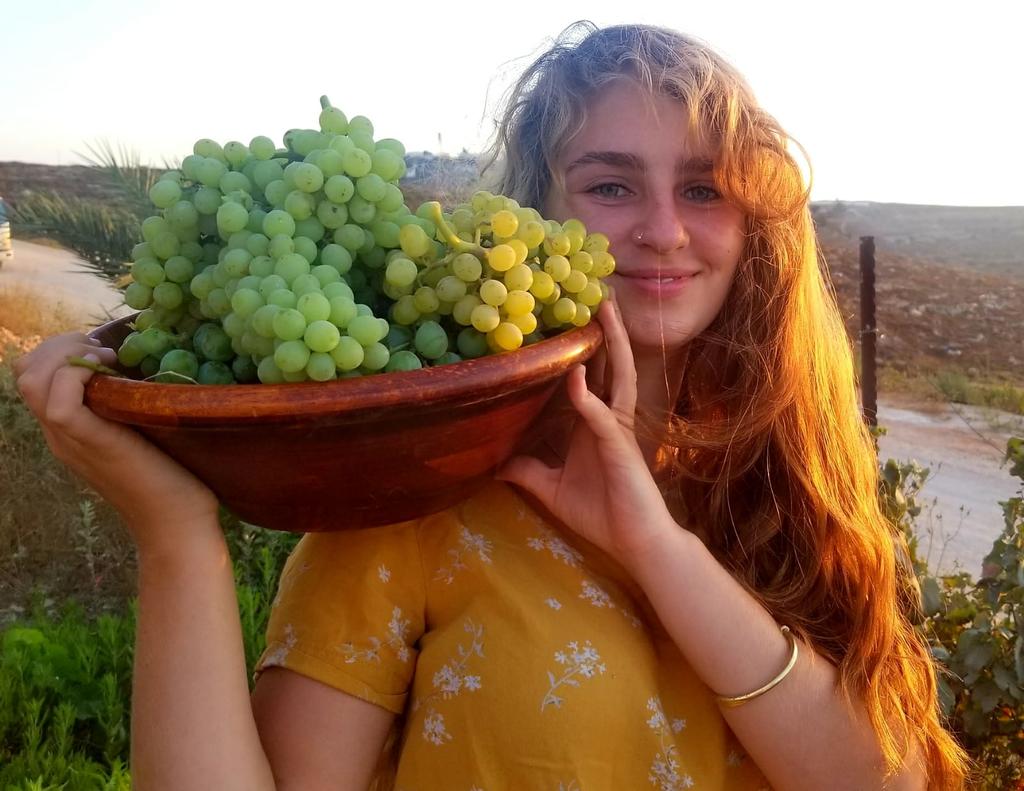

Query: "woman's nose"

xmin=633 ymin=197 xmax=689 ymax=253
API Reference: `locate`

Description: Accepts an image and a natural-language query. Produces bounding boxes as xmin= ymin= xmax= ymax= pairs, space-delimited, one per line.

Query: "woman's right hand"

xmin=13 ymin=332 xmax=223 ymax=560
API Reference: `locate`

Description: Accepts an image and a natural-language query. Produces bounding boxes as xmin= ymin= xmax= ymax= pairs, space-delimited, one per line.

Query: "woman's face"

xmin=544 ymin=78 xmax=747 ymax=353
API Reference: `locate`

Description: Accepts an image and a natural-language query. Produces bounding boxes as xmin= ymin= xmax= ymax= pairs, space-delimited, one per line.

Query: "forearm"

xmin=631 ymin=524 xmax=924 ymax=791
xmin=131 ymin=525 xmax=276 ymax=791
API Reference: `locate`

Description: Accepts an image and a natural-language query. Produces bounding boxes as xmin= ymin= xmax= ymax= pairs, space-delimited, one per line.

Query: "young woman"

xmin=13 ymin=22 xmax=969 ymax=791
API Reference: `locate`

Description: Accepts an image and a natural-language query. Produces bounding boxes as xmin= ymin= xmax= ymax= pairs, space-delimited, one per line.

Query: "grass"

xmin=877 ymin=363 xmax=1024 ymax=416
xmin=0 ymin=282 xmax=88 ymax=340
xmin=0 ymin=285 xmax=137 ymax=620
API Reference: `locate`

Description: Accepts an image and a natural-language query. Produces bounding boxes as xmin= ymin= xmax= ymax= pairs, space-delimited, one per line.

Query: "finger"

xmin=495 ymin=454 xmax=561 ymax=505
xmin=16 ymin=339 xmax=113 ymax=414
xmin=596 ymin=300 xmax=638 ymax=421
xmin=584 ymin=345 xmax=608 ymax=402
xmin=42 ymin=353 xmax=119 ymax=444
xmin=566 ymin=365 xmax=636 ymax=445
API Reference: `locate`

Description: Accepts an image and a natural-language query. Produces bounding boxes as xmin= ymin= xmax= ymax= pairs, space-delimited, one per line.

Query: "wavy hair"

xmin=484 ymin=21 xmax=971 ymax=790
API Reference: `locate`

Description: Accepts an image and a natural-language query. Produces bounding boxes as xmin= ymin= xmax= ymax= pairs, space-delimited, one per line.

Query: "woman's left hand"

xmin=496 ymin=298 xmax=676 ymax=574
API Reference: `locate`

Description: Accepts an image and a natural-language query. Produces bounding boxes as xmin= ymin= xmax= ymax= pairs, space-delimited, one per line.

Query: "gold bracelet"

xmin=715 ymin=625 xmax=799 ymax=709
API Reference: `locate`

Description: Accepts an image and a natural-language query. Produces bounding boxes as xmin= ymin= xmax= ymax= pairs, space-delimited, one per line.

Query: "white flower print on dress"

xmin=527 ymin=527 xmax=583 ymax=568
xmin=646 ymin=697 xmax=694 ymax=790
xmin=435 ymin=526 xmax=493 ymax=585
xmin=413 ymin=620 xmax=485 ymax=745
xmin=546 ymin=598 xmax=563 ymax=610
xmin=261 ymin=623 xmax=297 ymax=666
xmin=339 ymin=606 xmax=412 ymax=664
xmin=577 ymin=579 xmax=642 ymax=629
xmin=558 ymin=782 xmax=581 ymax=791
xmin=541 ymin=640 xmax=607 ymax=711
xmin=378 ymin=564 xmax=391 ymax=583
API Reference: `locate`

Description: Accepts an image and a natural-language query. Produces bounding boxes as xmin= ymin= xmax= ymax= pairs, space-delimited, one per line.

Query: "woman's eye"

xmin=684 ymin=184 xmax=721 ymax=202
xmin=589 ymin=183 xmax=630 ymax=199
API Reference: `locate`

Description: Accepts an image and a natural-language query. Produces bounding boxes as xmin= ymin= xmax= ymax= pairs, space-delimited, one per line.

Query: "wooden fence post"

xmin=860 ymin=236 xmax=877 ymax=426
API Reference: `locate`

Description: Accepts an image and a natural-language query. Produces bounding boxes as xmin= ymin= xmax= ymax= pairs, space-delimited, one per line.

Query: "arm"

xmin=629 ymin=523 xmax=926 ymax=791
xmin=15 ymin=336 xmax=394 ymax=789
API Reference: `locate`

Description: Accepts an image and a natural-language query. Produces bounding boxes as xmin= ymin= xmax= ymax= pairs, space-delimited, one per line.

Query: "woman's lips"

xmin=614 ymin=272 xmax=697 ymax=297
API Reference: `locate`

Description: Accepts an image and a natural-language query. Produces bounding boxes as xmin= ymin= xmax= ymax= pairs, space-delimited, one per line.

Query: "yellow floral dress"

xmin=255 ymin=481 xmax=773 ymax=790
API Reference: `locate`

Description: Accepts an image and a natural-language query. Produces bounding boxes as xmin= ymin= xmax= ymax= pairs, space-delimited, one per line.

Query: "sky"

xmin=2 ymin=0 xmax=1021 ymax=206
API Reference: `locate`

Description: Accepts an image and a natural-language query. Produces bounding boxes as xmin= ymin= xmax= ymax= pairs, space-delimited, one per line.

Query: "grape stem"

xmin=423 ymin=202 xmax=486 ymax=259
xmin=67 ymin=356 xmax=126 ymax=378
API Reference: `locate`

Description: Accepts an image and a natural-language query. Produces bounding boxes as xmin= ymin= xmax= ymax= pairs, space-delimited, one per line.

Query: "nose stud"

xmin=632 ymin=229 xmax=645 ymax=244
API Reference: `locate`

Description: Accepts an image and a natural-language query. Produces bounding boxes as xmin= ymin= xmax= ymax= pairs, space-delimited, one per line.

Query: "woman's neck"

xmin=632 ymin=343 xmax=688 ymax=472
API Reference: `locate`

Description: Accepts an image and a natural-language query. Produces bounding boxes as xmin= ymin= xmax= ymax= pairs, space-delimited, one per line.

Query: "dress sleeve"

xmin=253 ymin=520 xmax=426 ymax=714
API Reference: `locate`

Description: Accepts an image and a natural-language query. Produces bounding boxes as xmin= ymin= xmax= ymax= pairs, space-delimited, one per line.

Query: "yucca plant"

xmin=10 ymin=142 xmax=165 ymax=284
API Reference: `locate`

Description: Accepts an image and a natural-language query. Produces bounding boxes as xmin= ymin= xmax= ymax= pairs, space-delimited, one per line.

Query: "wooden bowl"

xmin=85 ymin=316 xmax=602 ymax=532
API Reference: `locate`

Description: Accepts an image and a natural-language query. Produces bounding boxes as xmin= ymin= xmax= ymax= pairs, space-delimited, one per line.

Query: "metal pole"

xmin=859 ymin=236 xmax=877 ymax=427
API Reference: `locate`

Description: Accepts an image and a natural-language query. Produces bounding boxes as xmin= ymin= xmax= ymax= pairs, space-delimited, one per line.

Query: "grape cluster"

xmin=118 ymin=97 xmax=614 ymax=384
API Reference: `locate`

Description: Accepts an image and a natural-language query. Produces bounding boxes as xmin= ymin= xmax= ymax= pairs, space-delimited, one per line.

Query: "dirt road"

xmin=2 ymin=239 xmax=1019 ymax=577
xmin=0 ymin=239 xmax=131 ymax=326
xmin=876 ymin=399 xmax=1023 ymax=577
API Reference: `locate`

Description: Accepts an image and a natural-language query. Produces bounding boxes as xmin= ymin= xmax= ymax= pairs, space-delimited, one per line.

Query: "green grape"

xmin=150 ymin=180 xmax=182 ymax=208
xmin=220 ymin=171 xmax=252 ymax=195
xmin=370 ymin=149 xmax=402 ymax=181
xmin=457 ymin=327 xmax=489 ymax=359
xmin=294 ymin=217 xmax=325 ymax=243
xmin=414 ymin=321 xmax=448 ymax=360
xmin=274 ymin=252 xmax=310 ymax=283
xmin=370 ymin=221 xmax=400 ymax=249
xmin=385 ymin=257 xmax=418 ymax=288
xmin=517 ymin=220 xmax=546 ymax=248
xmin=181 ymin=154 xmax=204 ymax=180
xmin=399 ymin=224 xmax=430 ymax=258
xmin=263 ymin=209 xmax=296 ymax=238
xmin=385 ymin=324 xmax=412 ymax=352
xmin=189 ymin=270 xmax=215 ymax=299
xmin=324 ymin=175 xmax=355 ymax=203
xmin=330 ymin=336 xmax=364 ymax=371
xmin=391 ymin=295 xmax=420 ymax=326
xmin=375 ymin=137 xmax=406 ymax=157
xmin=274 ymin=340 xmax=310 ymax=373
xmin=258 ymin=274 xmax=287 ymax=298
xmin=317 ymin=200 xmax=348 ymax=229
xmin=196 ymin=158 xmax=227 ymax=188
xmin=290 ymin=273 xmax=321 ymax=297
xmin=251 ymin=304 xmax=282 ymax=338
xmin=450 ymin=253 xmax=482 ymax=282
xmin=250 ymin=136 xmax=277 ymax=160
xmin=246 ymin=233 xmax=270 ymax=257
xmin=166 ymin=200 xmax=199 ymax=229
xmin=349 ymin=130 xmax=375 ymax=155
xmin=323 ymin=281 xmax=354 ymax=301
xmin=319 ymin=105 xmax=349 ymax=134
xmin=125 ymin=282 xmax=153 ymax=310
xmin=311 ymin=264 xmax=341 ymax=286
xmin=293 ymin=236 xmax=319 ymax=263
xmin=317 ymin=149 xmax=345 ymax=178
xmin=257 ymin=356 xmax=285 ymax=383
xmin=268 ymin=288 xmax=297 ymax=309
xmin=345 ymin=315 xmax=383 ymax=346
xmin=379 ymin=183 xmax=405 ymax=213
xmin=267 ymin=234 xmax=294 ymax=259
xmin=436 ymin=276 xmax=467 ymax=302
xmin=384 ymin=350 xmax=422 ymax=373
xmin=342 ymin=148 xmax=372 ymax=178
xmin=152 ymin=282 xmax=184 ymax=310
xmin=304 ymin=351 xmax=336 ymax=381
xmin=222 ymin=311 xmax=247 ymax=339
xmin=304 ymin=319 xmax=341 ymax=352
xmin=360 ymin=342 xmax=389 ymax=371
xmin=347 ymin=195 xmax=375 ymax=224
xmin=320 ymin=244 xmax=353 ymax=274
xmin=193 ymin=138 xmax=225 ymax=160
xmin=132 ymin=258 xmax=166 ymax=288
xmin=155 ymin=349 xmax=199 ymax=383
xmin=452 ymin=294 xmax=482 ymax=326
xmin=284 ymin=190 xmax=315 ymax=220
xmin=217 ymin=202 xmax=249 ymax=235
xmin=297 ymin=292 xmax=331 ymax=322
xmin=433 ymin=352 xmax=462 ymax=366
xmin=117 ymin=333 xmax=146 ymax=367
xmin=263 ymin=179 xmax=288 ymax=207
xmin=272 ymin=308 xmax=307 ymax=341
xmin=197 ymin=361 xmax=235 ymax=385
xmin=222 ymin=248 xmax=251 ymax=278
xmin=232 ymin=354 xmax=259 ymax=382
xmin=355 ymin=173 xmax=386 ymax=202
xmin=334 ymin=224 xmax=365 ymax=253
xmin=152 ymin=231 xmax=180 ymax=259
xmin=207 ymin=288 xmax=232 ymax=317
xmin=230 ymin=288 xmax=263 ymax=318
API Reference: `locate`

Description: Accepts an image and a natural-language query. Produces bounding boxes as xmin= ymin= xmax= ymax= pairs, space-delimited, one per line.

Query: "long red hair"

xmin=488 ymin=21 xmax=972 ymax=789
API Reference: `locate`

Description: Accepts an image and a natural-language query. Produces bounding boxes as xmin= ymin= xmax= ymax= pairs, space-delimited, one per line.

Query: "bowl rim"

xmin=85 ymin=316 xmax=603 ymax=426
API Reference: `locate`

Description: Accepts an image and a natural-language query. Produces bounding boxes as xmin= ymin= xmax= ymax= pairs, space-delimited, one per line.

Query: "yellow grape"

xmin=413 ymin=286 xmax=440 ymax=313
xmin=552 ymin=297 xmax=577 ymax=324
xmin=491 ymin=209 xmax=519 ymax=238
xmin=577 ymin=281 xmax=603 ymax=307
xmin=569 ymin=251 xmax=593 ymax=273
xmin=480 ymin=279 xmax=508 ymax=307
xmin=543 ymin=233 xmax=571 ymax=257
xmin=571 ymin=303 xmax=591 ymax=327
xmin=510 ymin=311 xmax=538 ymax=335
xmin=453 ymin=294 xmax=482 ymax=325
xmin=503 ymin=263 xmax=533 ymax=292
xmin=591 ymin=250 xmax=616 ymax=277
xmin=471 ymin=304 xmax=501 ymax=332
xmin=528 ymin=270 xmax=555 ymax=300
xmin=487 ymin=244 xmax=517 ymax=272
xmin=503 ymin=290 xmax=535 ymax=317
xmin=493 ymin=322 xmax=524 ymax=351
xmin=583 ymin=232 xmax=610 ymax=254
xmin=543 ymin=255 xmax=571 ymax=282
xmin=562 ymin=269 xmax=588 ymax=294
xmin=516 ymin=220 xmax=546 ymax=248
xmin=506 ymin=238 xmax=529 ymax=266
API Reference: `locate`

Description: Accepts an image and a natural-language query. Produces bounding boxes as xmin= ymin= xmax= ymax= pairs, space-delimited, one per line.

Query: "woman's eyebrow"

xmin=564 ymin=151 xmax=715 ymax=175
xmin=565 ymin=151 xmax=645 ymax=174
